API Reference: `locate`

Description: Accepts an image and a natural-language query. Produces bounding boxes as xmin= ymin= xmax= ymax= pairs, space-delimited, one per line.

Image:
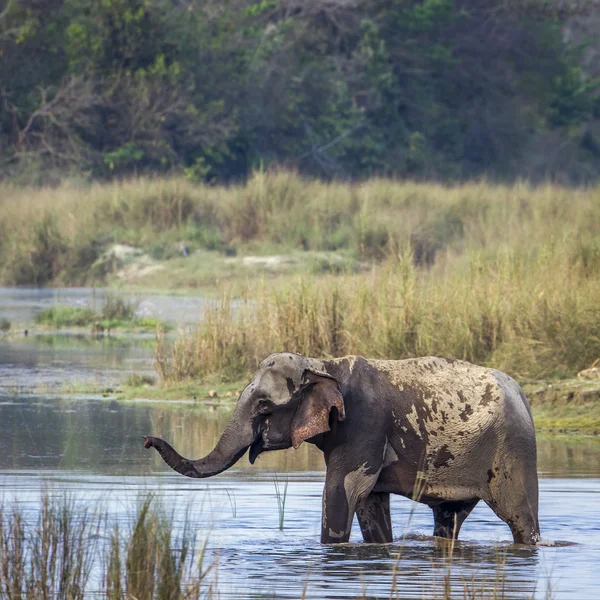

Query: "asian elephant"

xmin=144 ymin=353 xmax=540 ymax=545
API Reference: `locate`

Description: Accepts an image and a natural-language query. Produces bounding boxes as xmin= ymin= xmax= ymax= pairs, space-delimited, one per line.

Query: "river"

xmin=0 ymin=289 xmax=599 ymax=599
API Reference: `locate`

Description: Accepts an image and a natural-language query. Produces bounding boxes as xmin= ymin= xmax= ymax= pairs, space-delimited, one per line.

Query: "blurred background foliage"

xmin=1 ymin=0 xmax=599 ymax=184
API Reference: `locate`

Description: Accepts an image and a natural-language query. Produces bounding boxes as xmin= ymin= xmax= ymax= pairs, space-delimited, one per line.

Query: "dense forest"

xmin=1 ymin=0 xmax=599 ymax=184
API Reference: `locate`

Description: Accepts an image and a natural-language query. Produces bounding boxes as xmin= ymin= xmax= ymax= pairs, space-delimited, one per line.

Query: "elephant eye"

xmin=256 ymin=398 xmax=274 ymax=415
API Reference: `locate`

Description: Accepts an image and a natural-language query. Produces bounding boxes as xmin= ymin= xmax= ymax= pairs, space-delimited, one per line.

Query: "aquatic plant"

xmin=0 ymin=494 xmax=99 ymax=600
xmin=35 ymin=298 xmax=166 ymax=333
xmin=101 ymin=293 xmax=138 ymax=321
xmin=273 ymin=475 xmax=289 ymax=531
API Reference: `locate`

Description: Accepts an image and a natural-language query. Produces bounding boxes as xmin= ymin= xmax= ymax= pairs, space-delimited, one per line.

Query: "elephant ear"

xmin=291 ymin=370 xmax=345 ymax=449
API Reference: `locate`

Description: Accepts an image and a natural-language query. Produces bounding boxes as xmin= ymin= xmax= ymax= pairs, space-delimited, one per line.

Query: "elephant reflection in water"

xmin=145 ymin=353 xmax=540 ymax=545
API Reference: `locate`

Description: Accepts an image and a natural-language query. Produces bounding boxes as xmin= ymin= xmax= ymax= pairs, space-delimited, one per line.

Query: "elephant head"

xmin=144 ymin=353 xmax=345 ymax=477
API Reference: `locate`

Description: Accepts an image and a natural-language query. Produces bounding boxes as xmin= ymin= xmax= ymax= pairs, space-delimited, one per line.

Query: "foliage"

xmin=1 ymin=1 xmax=599 ymax=183
xmin=35 ymin=305 xmax=97 ymax=328
xmin=0 ymin=494 xmax=97 ymax=599
xmin=101 ymin=293 xmax=137 ymax=321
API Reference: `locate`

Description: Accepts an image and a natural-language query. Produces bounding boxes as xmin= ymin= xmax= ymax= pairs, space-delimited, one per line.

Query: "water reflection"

xmin=0 ymin=334 xmax=155 ymax=391
xmin=0 ymin=286 xmax=213 ymax=326
xmin=537 ymin=434 xmax=600 ymax=477
xmin=2 ymin=396 xmax=600 ymax=478
xmin=290 ymin=542 xmax=540 ymax=600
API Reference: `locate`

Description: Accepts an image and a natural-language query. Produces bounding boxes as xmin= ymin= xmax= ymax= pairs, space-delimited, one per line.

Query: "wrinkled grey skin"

xmin=144 ymin=353 xmax=540 ymax=545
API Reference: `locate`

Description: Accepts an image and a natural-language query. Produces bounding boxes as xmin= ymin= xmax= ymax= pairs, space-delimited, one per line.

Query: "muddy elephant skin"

xmin=144 ymin=353 xmax=540 ymax=545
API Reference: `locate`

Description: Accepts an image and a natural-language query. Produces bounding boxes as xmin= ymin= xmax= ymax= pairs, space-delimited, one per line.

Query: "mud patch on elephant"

xmin=480 ymin=383 xmax=499 ymax=407
xmin=459 ymin=404 xmax=474 ymax=422
xmin=433 ymin=445 xmax=455 ymax=468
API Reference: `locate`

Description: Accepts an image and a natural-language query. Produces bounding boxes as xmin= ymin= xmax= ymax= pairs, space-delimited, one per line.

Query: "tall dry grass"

xmin=0 ymin=495 xmax=98 ymax=599
xmin=1 ymin=170 xmax=599 ymax=284
xmin=157 ymin=238 xmax=600 ymax=382
xmin=0 ymin=493 xmax=211 ymax=600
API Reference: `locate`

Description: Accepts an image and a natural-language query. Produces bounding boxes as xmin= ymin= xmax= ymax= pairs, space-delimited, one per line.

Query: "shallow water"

xmin=0 ymin=289 xmax=599 ymax=598
xmin=0 ymin=334 xmax=156 ymax=391
xmin=0 ymin=286 xmax=216 ymax=326
xmin=0 ymin=395 xmax=599 ymax=599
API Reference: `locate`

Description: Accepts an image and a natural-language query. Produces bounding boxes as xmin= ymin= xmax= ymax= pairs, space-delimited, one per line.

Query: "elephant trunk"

xmin=144 ymin=416 xmax=254 ymax=478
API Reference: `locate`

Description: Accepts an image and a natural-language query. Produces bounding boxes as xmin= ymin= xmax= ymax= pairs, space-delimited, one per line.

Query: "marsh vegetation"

xmin=0 ymin=494 xmax=209 ymax=600
xmin=34 ymin=293 xmax=165 ymax=333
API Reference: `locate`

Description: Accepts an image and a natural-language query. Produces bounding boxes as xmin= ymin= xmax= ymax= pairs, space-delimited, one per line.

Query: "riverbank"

xmin=524 ymin=378 xmax=600 ymax=435
xmin=24 ymin=375 xmax=600 ymax=436
xmin=130 ymin=378 xmax=600 ymax=436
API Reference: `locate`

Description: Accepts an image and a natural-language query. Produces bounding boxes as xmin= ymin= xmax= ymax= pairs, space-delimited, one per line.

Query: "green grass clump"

xmin=35 ymin=295 xmax=166 ymax=332
xmin=0 ymin=318 xmax=11 ymax=332
xmin=35 ymin=305 xmax=97 ymax=328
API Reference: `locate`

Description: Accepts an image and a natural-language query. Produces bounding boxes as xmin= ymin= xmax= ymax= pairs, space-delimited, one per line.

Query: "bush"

xmin=102 ymin=294 xmax=137 ymax=321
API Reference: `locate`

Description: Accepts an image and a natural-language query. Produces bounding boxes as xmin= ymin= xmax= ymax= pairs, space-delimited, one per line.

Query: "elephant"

xmin=144 ymin=353 xmax=540 ymax=545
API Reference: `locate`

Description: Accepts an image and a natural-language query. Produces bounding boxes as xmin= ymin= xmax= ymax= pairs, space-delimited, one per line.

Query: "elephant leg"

xmin=432 ymin=499 xmax=479 ymax=539
xmin=321 ymin=461 xmax=382 ymax=544
xmin=321 ymin=476 xmax=352 ymax=544
xmin=486 ymin=458 xmax=540 ymax=545
xmin=486 ymin=486 xmax=540 ymax=545
xmin=486 ymin=496 xmax=540 ymax=545
xmin=356 ymin=491 xmax=393 ymax=543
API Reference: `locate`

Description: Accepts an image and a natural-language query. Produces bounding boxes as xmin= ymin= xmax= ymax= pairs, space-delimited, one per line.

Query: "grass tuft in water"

xmin=0 ymin=495 xmax=99 ymax=600
xmin=102 ymin=293 xmax=138 ymax=321
xmin=273 ymin=475 xmax=289 ymax=531
xmin=35 ymin=294 xmax=166 ymax=333
xmin=0 ymin=493 xmax=213 ymax=600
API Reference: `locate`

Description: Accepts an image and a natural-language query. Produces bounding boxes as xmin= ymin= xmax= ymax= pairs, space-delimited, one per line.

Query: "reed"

xmin=0 ymin=495 xmax=99 ymax=600
xmin=109 ymin=496 xmax=206 ymax=600
xmin=273 ymin=475 xmax=289 ymax=531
